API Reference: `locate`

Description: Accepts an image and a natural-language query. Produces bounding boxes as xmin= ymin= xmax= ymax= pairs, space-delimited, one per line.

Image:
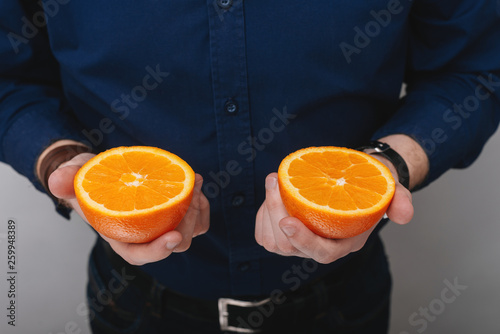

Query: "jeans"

xmin=86 ymin=237 xmax=391 ymax=334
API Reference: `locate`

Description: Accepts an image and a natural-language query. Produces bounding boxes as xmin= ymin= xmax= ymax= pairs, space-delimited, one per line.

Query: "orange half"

xmin=74 ymin=146 xmax=195 ymax=243
xmin=278 ymin=146 xmax=395 ymax=239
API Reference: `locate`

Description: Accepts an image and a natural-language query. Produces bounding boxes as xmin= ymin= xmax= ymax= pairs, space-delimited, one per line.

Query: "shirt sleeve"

xmin=372 ymin=0 xmax=500 ymax=187
xmin=0 ymin=1 xmax=87 ymax=195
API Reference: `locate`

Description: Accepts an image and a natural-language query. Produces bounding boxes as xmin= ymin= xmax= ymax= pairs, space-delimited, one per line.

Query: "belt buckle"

xmin=218 ymin=297 xmax=271 ymax=333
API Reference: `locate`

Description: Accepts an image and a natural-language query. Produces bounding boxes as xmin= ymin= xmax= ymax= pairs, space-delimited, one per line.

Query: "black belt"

xmin=98 ymin=237 xmax=376 ymax=333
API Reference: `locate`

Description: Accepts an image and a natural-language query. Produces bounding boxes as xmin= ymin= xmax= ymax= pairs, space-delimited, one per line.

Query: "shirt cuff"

xmin=372 ymin=87 xmax=499 ymax=188
xmin=1 ymin=107 xmax=87 ymax=217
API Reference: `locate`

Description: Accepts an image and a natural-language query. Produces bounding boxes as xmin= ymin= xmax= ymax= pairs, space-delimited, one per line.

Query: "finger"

xmin=48 ymin=165 xmax=80 ymax=199
xmin=172 ymin=174 xmax=204 ymax=252
xmin=263 ymin=173 xmax=286 ymax=219
xmin=103 ymin=230 xmax=183 ymax=266
xmin=49 ymin=166 xmax=89 ymax=223
xmin=279 ymin=217 xmax=373 ymax=264
xmin=192 ymin=194 xmax=210 ymax=237
xmin=254 ymin=204 xmax=264 ymax=245
xmin=369 ymin=155 xmax=414 ymax=225
xmin=48 ymin=153 xmax=95 ymax=199
xmin=192 ymin=175 xmax=210 ymax=237
xmin=264 ymin=205 xmax=297 ymax=255
xmin=386 ymin=183 xmax=413 ymax=224
xmin=264 ymin=173 xmax=297 ymax=254
xmin=260 ymin=204 xmax=308 ymax=257
xmin=259 ymin=201 xmax=279 ymax=253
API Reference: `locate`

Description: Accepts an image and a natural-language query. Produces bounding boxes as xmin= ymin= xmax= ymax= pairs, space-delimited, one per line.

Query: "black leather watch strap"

xmin=357 ymin=141 xmax=410 ymax=190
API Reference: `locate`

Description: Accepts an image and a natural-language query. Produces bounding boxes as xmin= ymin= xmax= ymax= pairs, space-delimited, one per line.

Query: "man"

xmin=1 ymin=0 xmax=499 ymax=333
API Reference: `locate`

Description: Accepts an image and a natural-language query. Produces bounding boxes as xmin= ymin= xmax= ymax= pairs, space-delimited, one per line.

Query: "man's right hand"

xmin=48 ymin=152 xmax=210 ymax=266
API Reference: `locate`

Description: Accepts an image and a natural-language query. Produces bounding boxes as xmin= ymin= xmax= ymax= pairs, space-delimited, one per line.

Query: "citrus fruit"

xmin=74 ymin=146 xmax=195 ymax=243
xmin=277 ymin=146 xmax=395 ymax=239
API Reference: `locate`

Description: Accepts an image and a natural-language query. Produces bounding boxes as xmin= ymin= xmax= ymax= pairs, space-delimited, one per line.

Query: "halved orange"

xmin=74 ymin=146 xmax=195 ymax=243
xmin=278 ymin=146 xmax=395 ymax=239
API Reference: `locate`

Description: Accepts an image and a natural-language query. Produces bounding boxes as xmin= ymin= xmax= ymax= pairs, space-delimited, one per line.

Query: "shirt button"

xmin=238 ymin=262 xmax=250 ymax=272
xmin=231 ymin=193 xmax=245 ymax=207
xmin=224 ymin=99 xmax=238 ymax=114
xmin=217 ymin=0 xmax=233 ymax=10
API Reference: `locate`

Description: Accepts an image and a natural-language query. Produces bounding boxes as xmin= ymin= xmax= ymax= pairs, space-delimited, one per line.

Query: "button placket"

xmin=207 ymin=0 xmax=261 ymax=295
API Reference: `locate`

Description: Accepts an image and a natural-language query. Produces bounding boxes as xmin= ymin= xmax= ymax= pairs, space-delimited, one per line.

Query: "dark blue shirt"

xmin=1 ymin=0 xmax=500 ymax=298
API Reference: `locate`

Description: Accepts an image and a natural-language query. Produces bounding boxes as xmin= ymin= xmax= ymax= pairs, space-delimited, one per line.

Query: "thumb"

xmin=48 ymin=152 xmax=95 ymax=200
xmin=386 ymin=183 xmax=414 ymax=224
xmin=264 ymin=172 xmax=281 ymax=206
xmin=48 ymin=165 xmax=80 ymax=199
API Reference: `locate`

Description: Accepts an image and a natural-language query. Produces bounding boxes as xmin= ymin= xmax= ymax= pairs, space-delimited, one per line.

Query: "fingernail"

xmin=266 ymin=176 xmax=277 ymax=190
xmin=166 ymin=241 xmax=180 ymax=250
xmin=281 ymin=225 xmax=296 ymax=237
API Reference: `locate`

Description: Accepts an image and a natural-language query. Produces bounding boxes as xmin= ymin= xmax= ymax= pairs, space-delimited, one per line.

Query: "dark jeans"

xmin=86 ymin=238 xmax=391 ymax=334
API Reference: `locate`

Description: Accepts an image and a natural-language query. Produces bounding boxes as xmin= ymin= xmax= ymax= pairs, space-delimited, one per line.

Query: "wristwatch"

xmin=357 ymin=141 xmax=410 ymax=190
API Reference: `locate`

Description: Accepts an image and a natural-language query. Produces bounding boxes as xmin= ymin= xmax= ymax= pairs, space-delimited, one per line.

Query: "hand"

xmin=372 ymin=154 xmax=414 ymax=225
xmin=48 ymin=153 xmax=210 ymax=266
xmin=255 ymin=169 xmax=413 ymax=264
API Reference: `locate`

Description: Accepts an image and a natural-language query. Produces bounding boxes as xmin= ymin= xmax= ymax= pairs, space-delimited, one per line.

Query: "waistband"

xmin=95 ymin=236 xmax=377 ymax=333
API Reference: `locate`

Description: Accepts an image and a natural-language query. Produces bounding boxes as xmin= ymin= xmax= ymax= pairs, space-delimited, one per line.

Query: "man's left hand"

xmin=255 ymin=168 xmax=413 ymax=264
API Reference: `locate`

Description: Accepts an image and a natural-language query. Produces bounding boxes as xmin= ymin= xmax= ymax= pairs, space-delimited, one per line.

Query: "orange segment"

xmin=278 ymin=146 xmax=395 ymax=239
xmin=327 ymin=186 xmax=357 ymax=211
xmin=99 ymin=154 xmax=132 ymax=173
xmin=146 ymin=164 xmax=185 ymax=181
xmin=142 ymin=180 xmax=184 ymax=198
xmin=74 ymin=146 xmax=195 ymax=243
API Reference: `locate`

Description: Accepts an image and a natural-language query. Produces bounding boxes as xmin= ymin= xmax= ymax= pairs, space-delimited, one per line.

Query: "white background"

xmin=1 ymin=130 xmax=500 ymax=334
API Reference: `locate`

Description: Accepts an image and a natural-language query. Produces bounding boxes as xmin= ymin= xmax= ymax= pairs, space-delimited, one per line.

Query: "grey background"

xmin=0 ymin=131 xmax=500 ymax=334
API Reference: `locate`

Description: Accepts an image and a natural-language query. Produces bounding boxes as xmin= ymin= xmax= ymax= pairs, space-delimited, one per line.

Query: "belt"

xmin=98 ymin=237 xmax=376 ymax=333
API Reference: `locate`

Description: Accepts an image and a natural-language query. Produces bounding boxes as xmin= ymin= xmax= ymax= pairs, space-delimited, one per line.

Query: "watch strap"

xmin=38 ymin=144 xmax=91 ymax=196
xmin=357 ymin=141 xmax=410 ymax=190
